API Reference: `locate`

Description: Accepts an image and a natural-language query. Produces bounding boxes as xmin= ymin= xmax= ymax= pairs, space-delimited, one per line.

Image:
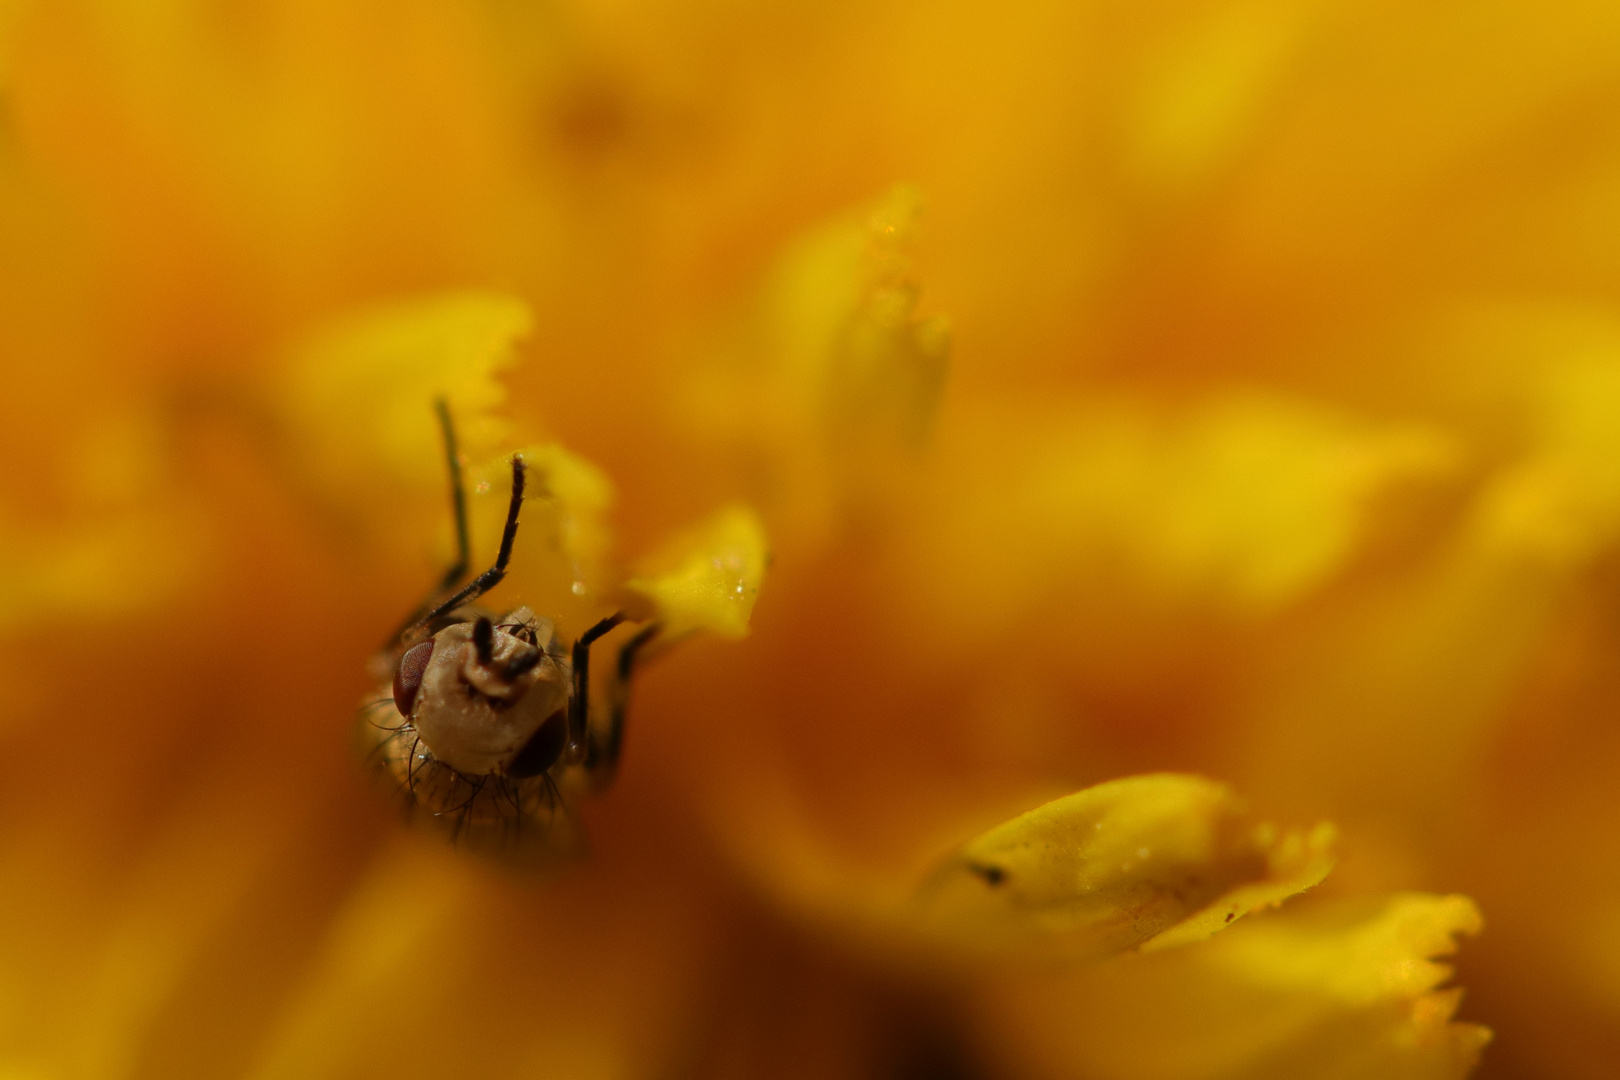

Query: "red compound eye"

xmin=506 ymin=708 xmax=567 ymax=778
xmin=392 ymin=640 xmax=435 ymax=717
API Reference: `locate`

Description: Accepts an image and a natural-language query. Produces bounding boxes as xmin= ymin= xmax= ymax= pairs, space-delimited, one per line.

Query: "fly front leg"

xmin=583 ymin=622 xmax=663 ymax=784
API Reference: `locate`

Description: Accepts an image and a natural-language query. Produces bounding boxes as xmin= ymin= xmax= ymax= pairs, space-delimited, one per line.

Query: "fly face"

xmin=404 ymin=608 xmax=568 ymax=778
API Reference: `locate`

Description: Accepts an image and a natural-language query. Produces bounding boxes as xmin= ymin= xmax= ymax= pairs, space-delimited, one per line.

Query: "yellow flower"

xmin=8 ymin=1 xmax=1620 ymax=1078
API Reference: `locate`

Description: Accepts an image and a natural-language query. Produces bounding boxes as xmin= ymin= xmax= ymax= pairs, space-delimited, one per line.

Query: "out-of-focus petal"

xmin=917 ymin=775 xmax=1332 ymax=963
xmin=0 ymin=0 xmax=26 ymax=87
xmin=679 ymin=186 xmax=948 ymax=538
xmin=900 ymin=394 xmax=1461 ymax=651
xmin=624 ymin=505 xmax=768 ymax=639
xmin=973 ymin=893 xmax=1488 ymax=1080
xmin=275 ymin=291 xmax=530 ymax=520
xmin=0 ymin=408 xmax=203 ymax=630
xmin=0 ymin=510 xmax=191 ymax=628
xmin=1229 ymin=336 xmax=1620 ymax=837
xmin=242 ymin=839 xmax=710 ymax=1080
xmin=822 ymin=186 xmax=951 ymax=455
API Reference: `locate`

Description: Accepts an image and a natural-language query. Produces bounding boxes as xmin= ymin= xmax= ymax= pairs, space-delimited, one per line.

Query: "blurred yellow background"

xmin=2 ymin=2 xmax=1618 ymax=1078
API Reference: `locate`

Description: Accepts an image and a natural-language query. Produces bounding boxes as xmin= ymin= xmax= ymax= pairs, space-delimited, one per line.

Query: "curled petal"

xmin=915 ymin=774 xmax=1333 ymax=964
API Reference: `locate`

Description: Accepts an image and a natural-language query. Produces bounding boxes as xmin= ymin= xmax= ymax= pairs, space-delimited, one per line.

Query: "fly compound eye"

xmin=392 ymin=640 xmax=435 ymax=717
xmin=505 ymin=708 xmax=567 ymax=778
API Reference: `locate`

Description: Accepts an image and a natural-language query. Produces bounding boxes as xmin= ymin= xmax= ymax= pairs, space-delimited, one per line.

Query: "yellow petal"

xmin=0 ymin=510 xmax=194 ymax=629
xmin=275 ymin=291 xmax=531 ymax=515
xmin=678 ymin=187 xmax=949 ymax=538
xmin=1122 ymin=0 xmax=1309 ymax=193
xmin=459 ymin=442 xmax=616 ymax=623
xmin=0 ymin=409 xmax=200 ymax=630
xmin=915 ymin=775 xmax=1332 ymax=963
xmin=623 ymin=505 xmax=768 ymax=639
xmin=1141 ymin=820 xmax=1337 ymax=952
xmin=897 ymin=393 xmax=1461 ymax=665
xmin=1232 ymin=340 xmax=1620 ymax=828
xmin=974 ymin=893 xmax=1489 ymax=1080
xmin=823 ymin=185 xmax=951 ymax=455
xmin=245 ymin=838 xmax=706 ymax=1080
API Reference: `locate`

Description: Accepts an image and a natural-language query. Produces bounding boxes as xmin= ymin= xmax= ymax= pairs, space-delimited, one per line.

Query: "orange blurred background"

xmin=3 ymin=2 xmax=1620 ymax=1078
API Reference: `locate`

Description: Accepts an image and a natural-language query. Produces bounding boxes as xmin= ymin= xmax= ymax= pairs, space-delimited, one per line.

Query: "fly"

xmin=360 ymin=400 xmax=661 ymax=857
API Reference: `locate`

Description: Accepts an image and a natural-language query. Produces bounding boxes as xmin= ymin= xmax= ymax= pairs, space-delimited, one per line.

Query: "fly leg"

xmin=384 ymin=397 xmax=475 ymax=645
xmin=569 ymin=612 xmax=626 ymax=752
xmin=583 ymin=622 xmax=663 ymax=785
xmin=411 ymin=453 xmax=526 ymax=633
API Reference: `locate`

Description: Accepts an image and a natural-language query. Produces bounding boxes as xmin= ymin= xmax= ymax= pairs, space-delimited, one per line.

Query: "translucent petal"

xmin=459 ymin=443 xmax=616 ymax=623
xmin=624 ymin=505 xmax=768 ymax=639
